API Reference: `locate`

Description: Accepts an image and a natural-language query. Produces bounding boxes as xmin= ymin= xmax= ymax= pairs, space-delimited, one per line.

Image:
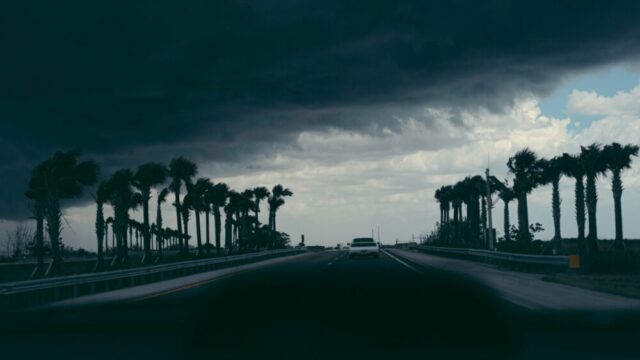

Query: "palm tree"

xmin=507 ymin=149 xmax=543 ymax=246
xmin=188 ymin=178 xmax=212 ymax=256
xmin=27 ymin=150 xmax=99 ymax=276
xmin=561 ymin=153 xmax=586 ymax=253
xmin=181 ymin=189 xmax=194 ymax=254
xmin=105 ymin=169 xmax=141 ymax=266
xmin=25 ymin=168 xmax=47 ymax=278
xmin=581 ymin=144 xmax=608 ymax=254
xmin=496 ymin=181 xmax=516 ymax=242
xmin=252 ymin=186 xmax=270 ymax=247
xmin=201 ymin=181 xmax=215 ymax=256
xmin=224 ymin=190 xmax=238 ymax=253
xmin=94 ymin=181 xmax=111 ymax=270
xmin=267 ymin=185 xmax=293 ymax=249
xmin=133 ymin=162 xmax=167 ymax=264
xmin=602 ymin=142 xmax=639 ymax=250
xmin=538 ymin=157 xmax=565 ymax=252
xmin=155 ymin=187 xmax=170 ymax=258
xmin=450 ymin=181 xmax=466 ymax=244
xmin=168 ymin=157 xmax=198 ymax=251
xmin=240 ymin=189 xmax=256 ymax=250
xmin=207 ymin=182 xmax=228 ymax=255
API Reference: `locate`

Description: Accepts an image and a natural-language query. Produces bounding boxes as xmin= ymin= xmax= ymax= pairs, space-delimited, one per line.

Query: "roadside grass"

xmin=542 ymin=274 xmax=640 ymax=300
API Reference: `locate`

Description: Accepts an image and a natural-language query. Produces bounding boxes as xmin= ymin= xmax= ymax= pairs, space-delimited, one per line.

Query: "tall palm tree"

xmin=25 ymin=168 xmax=47 ymax=278
xmin=168 ymin=157 xmax=197 ymax=251
xmin=581 ymin=144 xmax=608 ymax=254
xmin=201 ymin=181 xmax=215 ymax=256
xmin=451 ymin=180 xmax=465 ymax=244
xmin=105 ymin=169 xmax=141 ymax=266
xmin=181 ymin=189 xmax=194 ymax=254
xmin=267 ymin=185 xmax=293 ymax=249
xmin=188 ymin=178 xmax=212 ymax=255
xmin=240 ymin=189 xmax=256 ymax=250
xmin=561 ymin=152 xmax=586 ymax=253
xmin=602 ymin=142 xmax=639 ymax=250
xmin=507 ymin=149 xmax=543 ymax=246
xmin=224 ymin=190 xmax=239 ymax=253
xmin=207 ymin=182 xmax=228 ymax=255
xmin=133 ymin=162 xmax=167 ymax=264
xmin=538 ymin=157 xmax=565 ymax=252
xmin=252 ymin=186 xmax=269 ymax=228
xmin=94 ymin=181 xmax=111 ymax=270
xmin=497 ymin=181 xmax=516 ymax=242
xmin=155 ymin=187 xmax=170 ymax=258
xmin=27 ymin=150 xmax=99 ymax=276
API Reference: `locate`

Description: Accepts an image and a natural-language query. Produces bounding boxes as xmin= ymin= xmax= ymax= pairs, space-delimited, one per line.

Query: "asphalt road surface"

xmin=2 ymin=250 xmax=640 ymax=360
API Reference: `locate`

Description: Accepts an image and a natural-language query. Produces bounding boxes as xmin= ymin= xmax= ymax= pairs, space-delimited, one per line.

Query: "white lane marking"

xmin=382 ymin=249 xmax=423 ymax=274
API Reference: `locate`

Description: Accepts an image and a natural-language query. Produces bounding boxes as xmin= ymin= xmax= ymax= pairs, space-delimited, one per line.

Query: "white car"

xmin=348 ymin=238 xmax=380 ymax=259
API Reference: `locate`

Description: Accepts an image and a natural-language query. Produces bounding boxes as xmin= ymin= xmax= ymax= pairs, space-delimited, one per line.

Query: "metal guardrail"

xmin=410 ymin=245 xmax=569 ymax=271
xmin=0 ymin=249 xmax=303 ymax=308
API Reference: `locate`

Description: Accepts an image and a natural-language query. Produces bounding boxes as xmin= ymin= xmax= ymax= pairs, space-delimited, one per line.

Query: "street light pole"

xmin=485 ymin=168 xmax=494 ymax=250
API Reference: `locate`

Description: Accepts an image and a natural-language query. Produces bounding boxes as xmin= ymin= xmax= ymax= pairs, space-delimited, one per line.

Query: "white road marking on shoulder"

xmin=382 ymin=249 xmax=423 ymax=274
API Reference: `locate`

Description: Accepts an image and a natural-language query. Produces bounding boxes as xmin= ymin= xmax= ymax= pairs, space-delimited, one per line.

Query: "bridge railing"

xmin=409 ymin=245 xmax=570 ymax=272
xmin=0 ymin=248 xmax=303 ymax=309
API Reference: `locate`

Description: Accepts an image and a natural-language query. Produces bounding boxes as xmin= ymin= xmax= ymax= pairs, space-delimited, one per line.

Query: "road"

xmin=388 ymin=248 xmax=640 ymax=310
xmin=2 ymin=249 xmax=640 ymax=360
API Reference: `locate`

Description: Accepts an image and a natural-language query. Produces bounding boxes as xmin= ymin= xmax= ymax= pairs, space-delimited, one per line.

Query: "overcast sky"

xmin=2 ymin=1 xmax=640 ymax=249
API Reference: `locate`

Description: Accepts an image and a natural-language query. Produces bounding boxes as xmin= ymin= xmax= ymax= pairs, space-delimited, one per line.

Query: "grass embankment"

xmin=542 ymin=274 xmax=640 ymax=300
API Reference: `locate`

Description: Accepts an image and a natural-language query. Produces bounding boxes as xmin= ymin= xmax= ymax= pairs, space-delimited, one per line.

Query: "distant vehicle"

xmin=348 ymin=238 xmax=379 ymax=259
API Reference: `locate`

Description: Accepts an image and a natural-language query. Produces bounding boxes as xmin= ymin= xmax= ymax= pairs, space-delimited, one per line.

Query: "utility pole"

xmin=377 ymin=226 xmax=380 ymax=244
xmin=485 ymin=167 xmax=494 ymax=250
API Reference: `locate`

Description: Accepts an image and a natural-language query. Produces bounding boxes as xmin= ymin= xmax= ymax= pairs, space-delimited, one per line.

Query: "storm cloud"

xmin=2 ymin=0 xmax=640 ymax=219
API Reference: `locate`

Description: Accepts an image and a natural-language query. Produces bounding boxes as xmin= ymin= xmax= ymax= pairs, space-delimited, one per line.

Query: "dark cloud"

xmin=2 ymin=0 xmax=640 ymax=218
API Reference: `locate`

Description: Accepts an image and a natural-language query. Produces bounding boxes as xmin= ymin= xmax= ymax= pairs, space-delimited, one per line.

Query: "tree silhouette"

xmin=155 ymin=187 xmax=170 ymax=258
xmin=268 ymin=185 xmax=293 ymax=249
xmin=507 ymin=149 xmax=543 ymax=246
xmin=207 ymin=182 xmax=228 ymax=255
xmin=188 ymin=178 xmax=212 ymax=256
xmin=94 ymin=181 xmax=111 ymax=270
xmin=580 ymin=144 xmax=608 ymax=254
xmin=105 ymin=169 xmax=141 ymax=266
xmin=27 ymin=150 xmax=99 ymax=276
xmin=538 ymin=157 xmax=565 ymax=252
xmin=602 ymin=142 xmax=639 ymax=250
xmin=133 ymin=162 xmax=167 ymax=264
xmin=496 ymin=180 xmax=516 ymax=242
xmin=168 ymin=157 xmax=197 ymax=252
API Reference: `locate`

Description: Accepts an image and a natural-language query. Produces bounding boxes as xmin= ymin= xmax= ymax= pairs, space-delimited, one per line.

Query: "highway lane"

xmin=2 ymin=249 xmax=640 ymax=360
xmin=388 ymin=248 xmax=640 ymax=310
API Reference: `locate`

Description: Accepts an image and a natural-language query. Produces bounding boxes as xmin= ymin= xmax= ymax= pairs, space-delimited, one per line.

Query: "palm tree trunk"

xmin=45 ymin=194 xmax=63 ymax=276
xmin=31 ymin=201 xmax=46 ymax=279
xmin=503 ymin=201 xmax=510 ymax=242
xmin=95 ymin=202 xmax=105 ymax=271
xmin=612 ymin=169 xmax=624 ymax=250
xmin=517 ymin=192 xmax=530 ymax=245
xmin=174 ymin=190 xmax=183 ymax=249
xmin=205 ymin=208 xmax=211 ymax=255
xmin=156 ymin=203 xmax=163 ymax=260
xmin=183 ymin=213 xmax=190 ymax=254
xmin=142 ymin=193 xmax=151 ymax=264
xmin=195 ymin=209 xmax=202 ymax=255
xmin=551 ymin=178 xmax=562 ymax=252
xmin=214 ymin=207 xmax=222 ymax=255
xmin=574 ymin=176 xmax=586 ymax=252
xmin=585 ymin=174 xmax=600 ymax=254
xmin=225 ymin=212 xmax=232 ymax=253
